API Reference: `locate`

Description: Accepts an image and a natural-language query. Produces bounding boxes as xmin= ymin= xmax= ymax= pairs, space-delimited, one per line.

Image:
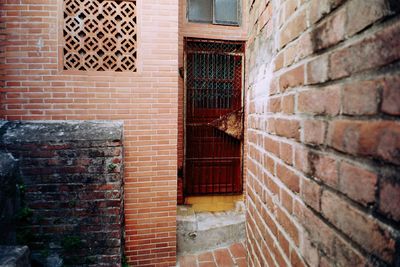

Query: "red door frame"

xmin=183 ymin=37 xmax=245 ymax=196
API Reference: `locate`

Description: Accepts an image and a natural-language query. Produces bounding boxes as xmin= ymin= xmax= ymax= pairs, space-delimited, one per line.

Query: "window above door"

xmin=187 ymin=0 xmax=241 ymax=26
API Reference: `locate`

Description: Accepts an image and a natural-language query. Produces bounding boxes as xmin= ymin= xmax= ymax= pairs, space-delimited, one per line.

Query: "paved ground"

xmin=177 ymin=242 xmax=247 ymax=267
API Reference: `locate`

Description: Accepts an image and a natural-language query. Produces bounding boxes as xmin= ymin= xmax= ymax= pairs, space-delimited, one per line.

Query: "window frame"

xmin=187 ymin=0 xmax=241 ymax=27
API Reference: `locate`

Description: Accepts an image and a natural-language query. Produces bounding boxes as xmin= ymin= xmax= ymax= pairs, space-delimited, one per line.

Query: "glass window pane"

xmin=214 ymin=0 xmax=239 ymax=25
xmin=188 ymin=0 xmax=213 ymax=23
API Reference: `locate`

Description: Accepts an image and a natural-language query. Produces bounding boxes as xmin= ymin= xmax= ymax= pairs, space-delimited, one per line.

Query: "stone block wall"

xmin=245 ymin=0 xmax=400 ymax=266
xmin=0 ymin=120 xmax=124 ymax=266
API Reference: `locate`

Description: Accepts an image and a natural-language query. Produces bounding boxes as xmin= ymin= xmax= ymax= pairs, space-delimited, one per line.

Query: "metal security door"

xmin=184 ymin=38 xmax=244 ymax=195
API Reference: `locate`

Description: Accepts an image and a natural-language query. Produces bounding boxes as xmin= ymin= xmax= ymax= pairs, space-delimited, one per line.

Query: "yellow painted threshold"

xmin=185 ymin=195 xmax=244 ymax=212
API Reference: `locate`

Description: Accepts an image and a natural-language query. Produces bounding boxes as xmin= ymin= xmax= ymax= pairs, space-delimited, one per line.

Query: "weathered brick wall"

xmin=0 ymin=121 xmax=124 ymax=266
xmin=0 ymin=149 xmax=20 ymax=246
xmin=245 ymin=0 xmax=400 ymax=266
xmin=0 ymin=0 xmax=178 ymax=266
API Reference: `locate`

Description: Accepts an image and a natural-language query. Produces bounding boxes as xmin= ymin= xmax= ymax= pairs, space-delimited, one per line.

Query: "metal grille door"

xmin=184 ymin=38 xmax=244 ymax=195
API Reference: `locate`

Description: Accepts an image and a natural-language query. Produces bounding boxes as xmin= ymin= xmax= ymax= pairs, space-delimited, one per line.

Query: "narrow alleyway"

xmin=177 ymin=242 xmax=247 ymax=267
xmin=0 ymin=0 xmax=399 ymax=266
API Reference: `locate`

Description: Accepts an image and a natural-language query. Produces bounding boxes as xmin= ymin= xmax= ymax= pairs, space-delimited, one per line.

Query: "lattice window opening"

xmin=188 ymin=54 xmax=240 ymax=109
xmin=186 ymin=39 xmax=244 ymax=110
xmin=63 ymin=0 xmax=137 ymax=72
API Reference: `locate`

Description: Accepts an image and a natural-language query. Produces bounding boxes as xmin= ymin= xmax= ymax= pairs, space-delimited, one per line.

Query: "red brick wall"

xmin=0 ymin=0 xmax=179 ymax=266
xmin=245 ymin=0 xmax=400 ymax=266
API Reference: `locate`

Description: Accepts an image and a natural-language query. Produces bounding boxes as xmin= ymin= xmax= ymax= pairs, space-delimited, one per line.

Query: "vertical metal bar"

xmin=203 ymin=53 xmax=206 ymax=109
xmin=199 ymin=126 xmax=202 ymax=194
xmin=201 ymin=127 xmax=204 ymax=194
xmin=223 ymin=54 xmax=226 ymax=109
xmin=226 ymin=135 xmax=229 ymax=194
xmin=206 ymin=52 xmax=209 ymax=109
xmin=214 ymin=53 xmax=217 ymax=110
xmin=228 ymin=55 xmax=231 ymax=109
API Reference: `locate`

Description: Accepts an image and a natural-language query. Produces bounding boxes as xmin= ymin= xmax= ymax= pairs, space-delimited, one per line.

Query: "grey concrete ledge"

xmin=0 ymin=120 xmax=123 ymax=144
xmin=0 ymin=246 xmax=30 ymax=267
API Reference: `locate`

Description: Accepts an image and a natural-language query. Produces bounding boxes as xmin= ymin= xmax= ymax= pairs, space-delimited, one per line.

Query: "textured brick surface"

xmin=245 ymin=0 xmax=400 ymax=266
xmin=177 ymin=242 xmax=246 ymax=267
xmin=0 ymin=1 xmax=179 ymax=265
xmin=0 ymin=121 xmax=124 ymax=266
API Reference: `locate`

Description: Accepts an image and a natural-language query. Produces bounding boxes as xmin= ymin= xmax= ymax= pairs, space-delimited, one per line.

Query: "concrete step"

xmin=177 ymin=203 xmax=245 ymax=255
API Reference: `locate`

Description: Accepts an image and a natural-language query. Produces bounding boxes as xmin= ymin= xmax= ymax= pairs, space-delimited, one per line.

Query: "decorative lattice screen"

xmin=63 ymin=0 xmax=137 ymax=72
xmin=186 ymin=39 xmax=244 ymax=109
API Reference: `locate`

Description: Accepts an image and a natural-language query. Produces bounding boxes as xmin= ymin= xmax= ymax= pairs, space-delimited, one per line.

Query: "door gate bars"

xmin=184 ymin=38 xmax=245 ymax=196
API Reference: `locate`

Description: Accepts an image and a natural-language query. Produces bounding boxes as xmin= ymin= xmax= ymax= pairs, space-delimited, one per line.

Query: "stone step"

xmin=177 ymin=203 xmax=246 ymax=255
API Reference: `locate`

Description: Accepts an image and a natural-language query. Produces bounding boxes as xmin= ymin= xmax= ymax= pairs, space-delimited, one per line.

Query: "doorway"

xmin=184 ymin=38 xmax=245 ymax=196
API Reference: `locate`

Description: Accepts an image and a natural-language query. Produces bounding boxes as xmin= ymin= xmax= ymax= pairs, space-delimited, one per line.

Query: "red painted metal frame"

xmin=184 ymin=38 xmax=245 ymax=196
